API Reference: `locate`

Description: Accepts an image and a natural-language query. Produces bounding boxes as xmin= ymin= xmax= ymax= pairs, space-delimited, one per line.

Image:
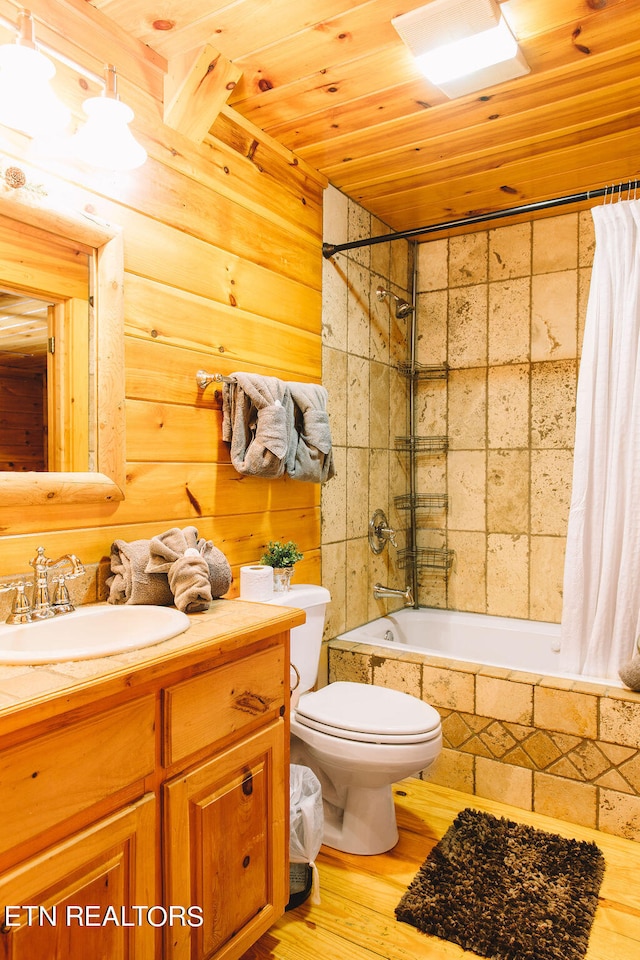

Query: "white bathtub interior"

xmin=337 ymin=607 xmax=615 ymax=685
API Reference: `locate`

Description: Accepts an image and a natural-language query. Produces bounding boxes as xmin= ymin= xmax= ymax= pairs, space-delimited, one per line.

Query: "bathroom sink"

xmin=0 ymin=604 xmax=191 ymax=665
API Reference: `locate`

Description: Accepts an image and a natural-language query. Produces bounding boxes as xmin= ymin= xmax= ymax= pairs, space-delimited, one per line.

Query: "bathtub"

xmin=337 ymin=607 xmax=609 ymax=684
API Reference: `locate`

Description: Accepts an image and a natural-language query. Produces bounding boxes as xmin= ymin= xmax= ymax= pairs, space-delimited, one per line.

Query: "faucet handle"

xmin=1 ymin=579 xmax=33 ymax=624
xmin=369 ymin=509 xmax=398 ymax=553
xmin=51 ymin=575 xmax=75 ymax=614
xmin=383 ymin=526 xmax=398 ymax=548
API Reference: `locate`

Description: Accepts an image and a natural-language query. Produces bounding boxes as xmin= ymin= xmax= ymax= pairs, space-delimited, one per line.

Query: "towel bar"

xmin=196 ymin=370 xmax=235 ymax=389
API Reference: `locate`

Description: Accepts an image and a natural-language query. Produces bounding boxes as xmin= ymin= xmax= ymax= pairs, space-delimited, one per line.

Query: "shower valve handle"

xmin=369 ymin=509 xmax=397 ymax=553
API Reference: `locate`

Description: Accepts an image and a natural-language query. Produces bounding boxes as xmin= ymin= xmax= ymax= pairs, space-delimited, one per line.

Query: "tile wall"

xmin=415 ymin=211 xmax=595 ymax=620
xmin=320 ymin=186 xmax=412 ymax=665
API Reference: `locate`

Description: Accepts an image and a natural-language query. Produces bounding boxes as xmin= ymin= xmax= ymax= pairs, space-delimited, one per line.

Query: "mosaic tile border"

xmin=439 ymin=709 xmax=640 ymax=795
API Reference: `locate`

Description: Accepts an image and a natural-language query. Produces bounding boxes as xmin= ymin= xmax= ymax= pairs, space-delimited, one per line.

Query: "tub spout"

xmin=373 ymin=582 xmax=414 ymax=605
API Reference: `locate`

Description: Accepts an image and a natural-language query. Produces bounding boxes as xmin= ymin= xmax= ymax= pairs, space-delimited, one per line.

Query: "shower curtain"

xmin=561 ymin=198 xmax=640 ymax=679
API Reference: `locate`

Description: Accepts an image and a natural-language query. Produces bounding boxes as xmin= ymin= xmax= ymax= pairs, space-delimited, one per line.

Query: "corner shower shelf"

xmin=395 ymin=435 xmax=449 ymax=453
xmin=398 ymin=547 xmax=455 ymax=573
xmin=395 ymin=493 xmax=449 ymax=513
xmin=397 ymin=361 xmax=448 ymax=380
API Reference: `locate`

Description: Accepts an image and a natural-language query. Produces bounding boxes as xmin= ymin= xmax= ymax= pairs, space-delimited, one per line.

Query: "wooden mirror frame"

xmin=0 ymin=176 xmax=125 ymax=505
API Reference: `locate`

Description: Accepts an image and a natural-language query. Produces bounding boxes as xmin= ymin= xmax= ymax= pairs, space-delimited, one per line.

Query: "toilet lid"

xmin=294 ymin=681 xmax=441 ymax=744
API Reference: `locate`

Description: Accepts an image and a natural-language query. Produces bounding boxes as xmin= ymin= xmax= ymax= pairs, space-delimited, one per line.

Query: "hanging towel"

xmin=107 ymin=538 xmax=174 ymax=606
xmin=287 ymin=381 xmax=336 ymax=483
xmin=146 ymin=526 xmax=232 ymax=612
xmin=222 ymin=373 xmax=296 ymax=478
xmin=619 ymin=653 xmax=640 ymax=691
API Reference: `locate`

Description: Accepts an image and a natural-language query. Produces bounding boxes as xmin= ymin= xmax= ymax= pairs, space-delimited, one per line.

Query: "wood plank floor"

xmin=241 ymin=779 xmax=640 ymax=960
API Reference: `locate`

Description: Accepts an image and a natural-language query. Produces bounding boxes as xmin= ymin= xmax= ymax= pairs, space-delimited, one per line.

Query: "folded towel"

xmin=107 ymin=538 xmax=174 ymax=606
xmin=287 ymin=381 xmax=335 ymax=483
xmin=146 ymin=526 xmax=232 ymax=612
xmin=222 ymin=373 xmax=296 ymax=478
xmin=196 ymin=532 xmax=233 ymax=598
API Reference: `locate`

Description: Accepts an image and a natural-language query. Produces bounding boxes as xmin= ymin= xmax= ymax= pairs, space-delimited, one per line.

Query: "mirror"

xmin=0 ymin=168 xmax=125 ymax=505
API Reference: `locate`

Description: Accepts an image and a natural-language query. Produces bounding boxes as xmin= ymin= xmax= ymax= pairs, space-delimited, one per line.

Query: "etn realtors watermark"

xmin=4 ymin=904 xmax=204 ymax=928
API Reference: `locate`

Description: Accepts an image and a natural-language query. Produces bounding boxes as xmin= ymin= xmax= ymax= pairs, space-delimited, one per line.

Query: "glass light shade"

xmin=416 ymin=16 xmax=518 ymax=85
xmin=74 ymin=95 xmax=147 ymax=172
xmin=0 ymin=43 xmax=71 ymax=137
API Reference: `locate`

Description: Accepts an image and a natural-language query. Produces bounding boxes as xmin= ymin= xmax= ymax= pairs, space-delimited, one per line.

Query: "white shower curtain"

xmin=561 ymin=199 xmax=640 ymax=679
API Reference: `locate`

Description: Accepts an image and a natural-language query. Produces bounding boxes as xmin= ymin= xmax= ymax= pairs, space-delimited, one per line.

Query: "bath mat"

xmin=395 ymin=807 xmax=605 ymax=960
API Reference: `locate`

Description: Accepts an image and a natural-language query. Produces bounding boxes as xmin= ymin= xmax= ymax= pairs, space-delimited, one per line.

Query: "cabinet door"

xmin=164 ymin=721 xmax=287 ymax=960
xmin=0 ymin=794 xmax=156 ymax=960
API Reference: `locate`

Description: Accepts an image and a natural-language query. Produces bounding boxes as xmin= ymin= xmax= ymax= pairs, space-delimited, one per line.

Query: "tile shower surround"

xmin=322 ymin=192 xmax=640 ymax=839
xmin=320 ymin=186 xmax=413 ymax=645
xmin=321 ymin=196 xmax=594 ymax=628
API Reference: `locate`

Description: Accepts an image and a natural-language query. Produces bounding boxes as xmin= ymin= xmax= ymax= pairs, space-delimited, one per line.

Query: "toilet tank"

xmin=266 ymin=584 xmax=330 ymax=698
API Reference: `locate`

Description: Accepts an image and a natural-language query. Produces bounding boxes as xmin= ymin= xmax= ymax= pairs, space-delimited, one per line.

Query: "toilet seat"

xmin=294 ymin=681 xmax=441 ymax=744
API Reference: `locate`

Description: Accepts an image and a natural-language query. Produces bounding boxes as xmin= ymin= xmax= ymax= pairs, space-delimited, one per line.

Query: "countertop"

xmin=0 ymin=599 xmax=304 ymax=734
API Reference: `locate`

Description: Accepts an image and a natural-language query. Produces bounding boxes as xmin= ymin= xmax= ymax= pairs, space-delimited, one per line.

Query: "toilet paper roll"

xmin=240 ymin=564 xmax=274 ymax=601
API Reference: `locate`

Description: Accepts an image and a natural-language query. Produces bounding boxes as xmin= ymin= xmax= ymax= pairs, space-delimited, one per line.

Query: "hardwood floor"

xmin=241 ymin=778 xmax=640 ymax=960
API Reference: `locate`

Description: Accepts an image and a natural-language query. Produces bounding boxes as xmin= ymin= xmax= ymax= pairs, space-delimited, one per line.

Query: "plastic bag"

xmin=289 ymin=764 xmax=324 ymax=905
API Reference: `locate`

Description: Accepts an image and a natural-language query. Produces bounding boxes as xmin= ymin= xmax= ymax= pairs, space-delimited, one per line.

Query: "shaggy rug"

xmin=395 ymin=808 xmax=605 ymax=960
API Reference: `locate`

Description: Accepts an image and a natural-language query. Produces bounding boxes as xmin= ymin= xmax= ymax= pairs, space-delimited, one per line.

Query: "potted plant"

xmin=260 ymin=539 xmax=303 ymax=592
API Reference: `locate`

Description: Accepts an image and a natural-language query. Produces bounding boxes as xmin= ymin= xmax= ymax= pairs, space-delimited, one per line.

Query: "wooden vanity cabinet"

xmin=0 ymin=795 xmax=157 ymax=960
xmin=0 ymin=697 xmax=158 ymax=960
xmin=164 ymin=723 xmax=286 ymax=960
xmin=0 ymin=615 xmax=293 ymax=960
xmin=162 ymin=634 xmax=289 ymax=960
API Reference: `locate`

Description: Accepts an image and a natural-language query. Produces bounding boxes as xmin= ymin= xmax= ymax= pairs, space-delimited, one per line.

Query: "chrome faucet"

xmin=373 ymin=582 xmax=414 ymax=605
xmin=0 ymin=546 xmax=84 ymax=624
xmin=30 ymin=547 xmax=85 ymax=619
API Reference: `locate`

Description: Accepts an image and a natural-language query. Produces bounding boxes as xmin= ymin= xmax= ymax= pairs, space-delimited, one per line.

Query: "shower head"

xmin=395 ymin=298 xmax=414 ymax=319
xmin=375 ymin=285 xmax=415 ymax=319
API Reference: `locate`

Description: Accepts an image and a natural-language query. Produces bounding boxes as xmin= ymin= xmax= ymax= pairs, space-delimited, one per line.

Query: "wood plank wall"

xmin=0 ymin=362 xmax=47 ymax=472
xmin=0 ymin=0 xmax=326 ymax=594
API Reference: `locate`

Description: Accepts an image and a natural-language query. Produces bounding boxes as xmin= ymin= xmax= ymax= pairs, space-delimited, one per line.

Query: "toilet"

xmin=268 ymin=584 xmax=442 ymax=855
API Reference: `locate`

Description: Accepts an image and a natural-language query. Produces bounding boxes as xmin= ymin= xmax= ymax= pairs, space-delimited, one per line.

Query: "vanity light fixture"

xmin=0 ymin=10 xmax=146 ymax=172
xmin=392 ymin=0 xmax=529 ymax=99
xmin=73 ymin=64 xmax=147 ymax=172
xmin=0 ymin=8 xmax=71 ymax=138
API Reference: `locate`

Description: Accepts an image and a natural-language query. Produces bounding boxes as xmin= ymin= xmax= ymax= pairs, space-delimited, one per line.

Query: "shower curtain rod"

xmin=322 ymin=180 xmax=640 ymax=258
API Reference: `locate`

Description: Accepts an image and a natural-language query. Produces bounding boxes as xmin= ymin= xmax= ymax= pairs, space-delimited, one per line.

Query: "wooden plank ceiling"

xmin=89 ymin=0 xmax=640 ymax=236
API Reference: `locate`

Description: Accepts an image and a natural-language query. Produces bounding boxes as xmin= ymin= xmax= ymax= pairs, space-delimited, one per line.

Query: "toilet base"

xmin=322 ymin=783 xmax=399 ymax=855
